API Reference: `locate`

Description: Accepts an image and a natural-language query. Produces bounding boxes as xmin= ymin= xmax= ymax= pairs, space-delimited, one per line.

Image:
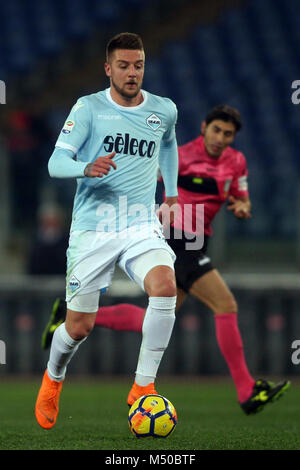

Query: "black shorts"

xmin=167 ymin=227 xmax=214 ymax=293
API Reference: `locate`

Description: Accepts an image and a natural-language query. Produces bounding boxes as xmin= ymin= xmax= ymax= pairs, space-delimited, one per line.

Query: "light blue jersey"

xmin=49 ymin=87 xmax=178 ymax=232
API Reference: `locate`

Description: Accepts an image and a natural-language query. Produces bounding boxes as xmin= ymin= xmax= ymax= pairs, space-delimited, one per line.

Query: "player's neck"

xmin=109 ymin=87 xmax=144 ymax=107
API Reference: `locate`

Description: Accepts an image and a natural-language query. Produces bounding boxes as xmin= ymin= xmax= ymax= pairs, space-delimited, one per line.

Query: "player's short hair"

xmin=106 ymin=32 xmax=144 ymax=61
xmin=205 ymin=105 xmax=242 ymax=132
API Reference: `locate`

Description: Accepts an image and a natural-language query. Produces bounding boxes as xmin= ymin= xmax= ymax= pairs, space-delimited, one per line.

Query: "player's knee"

xmin=158 ymin=278 xmax=177 ymax=298
xmin=149 ymin=277 xmax=177 ymax=298
xmin=214 ymin=293 xmax=238 ymax=314
xmin=67 ymin=318 xmax=94 ymax=340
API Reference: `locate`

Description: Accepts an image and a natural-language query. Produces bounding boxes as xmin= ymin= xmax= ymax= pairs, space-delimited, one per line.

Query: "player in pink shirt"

xmin=42 ymin=105 xmax=290 ymax=414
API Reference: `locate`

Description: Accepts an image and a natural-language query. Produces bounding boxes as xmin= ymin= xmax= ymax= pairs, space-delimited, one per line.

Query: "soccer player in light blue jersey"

xmin=35 ymin=32 xmax=179 ymax=429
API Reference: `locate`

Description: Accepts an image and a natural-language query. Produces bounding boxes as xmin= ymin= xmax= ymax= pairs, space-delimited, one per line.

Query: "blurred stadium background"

xmin=0 ymin=0 xmax=300 ymax=380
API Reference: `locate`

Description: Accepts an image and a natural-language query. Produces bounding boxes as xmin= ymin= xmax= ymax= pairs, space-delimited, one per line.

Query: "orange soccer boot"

xmin=35 ymin=370 xmax=64 ymax=429
xmin=127 ymin=381 xmax=158 ymax=407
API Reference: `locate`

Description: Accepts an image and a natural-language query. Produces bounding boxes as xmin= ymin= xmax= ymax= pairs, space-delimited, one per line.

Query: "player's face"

xmin=105 ymin=49 xmax=145 ymax=103
xmin=201 ymin=119 xmax=236 ymax=158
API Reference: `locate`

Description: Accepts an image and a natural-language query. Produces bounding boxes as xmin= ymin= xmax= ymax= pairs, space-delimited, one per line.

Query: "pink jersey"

xmin=172 ymin=135 xmax=249 ymax=236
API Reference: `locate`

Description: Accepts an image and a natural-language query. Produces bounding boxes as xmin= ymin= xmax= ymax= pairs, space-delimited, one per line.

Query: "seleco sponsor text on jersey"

xmin=103 ymin=133 xmax=156 ymax=158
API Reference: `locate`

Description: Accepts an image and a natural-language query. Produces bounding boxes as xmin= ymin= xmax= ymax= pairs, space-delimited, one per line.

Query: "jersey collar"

xmin=106 ymin=87 xmax=148 ymax=110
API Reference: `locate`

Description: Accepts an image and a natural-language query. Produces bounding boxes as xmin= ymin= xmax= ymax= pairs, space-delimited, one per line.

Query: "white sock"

xmin=47 ymin=322 xmax=86 ymax=382
xmin=135 ymin=296 xmax=176 ymax=386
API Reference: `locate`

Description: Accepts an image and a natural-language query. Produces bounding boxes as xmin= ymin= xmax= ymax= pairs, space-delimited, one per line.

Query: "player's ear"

xmin=201 ymin=121 xmax=206 ymax=135
xmin=104 ymin=62 xmax=111 ymax=77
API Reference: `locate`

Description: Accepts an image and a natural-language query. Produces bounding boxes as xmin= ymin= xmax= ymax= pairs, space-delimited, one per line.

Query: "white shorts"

xmin=66 ymin=223 xmax=176 ymax=313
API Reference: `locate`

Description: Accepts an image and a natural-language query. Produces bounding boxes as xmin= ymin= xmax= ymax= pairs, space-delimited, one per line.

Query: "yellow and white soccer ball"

xmin=128 ymin=394 xmax=177 ymax=438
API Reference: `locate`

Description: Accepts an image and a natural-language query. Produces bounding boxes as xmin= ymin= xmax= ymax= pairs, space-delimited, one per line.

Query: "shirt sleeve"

xmin=229 ymin=152 xmax=249 ymax=198
xmin=48 ymin=147 xmax=87 ymax=178
xmin=55 ymin=97 xmax=90 ymax=153
xmin=48 ymin=97 xmax=91 ymax=178
xmin=158 ymin=100 xmax=179 ymax=197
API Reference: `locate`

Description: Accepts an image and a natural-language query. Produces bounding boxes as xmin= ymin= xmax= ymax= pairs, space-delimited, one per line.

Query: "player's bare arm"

xmin=227 ymin=195 xmax=251 ymax=219
xmin=84 ymin=152 xmax=116 ymax=178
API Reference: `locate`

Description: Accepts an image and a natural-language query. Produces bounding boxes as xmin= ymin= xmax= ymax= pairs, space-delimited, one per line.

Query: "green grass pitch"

xmin=0 ymin=376 xmax=298 ymax=450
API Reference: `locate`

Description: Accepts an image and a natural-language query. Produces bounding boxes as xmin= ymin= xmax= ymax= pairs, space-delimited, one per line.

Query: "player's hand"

xmin=227 ymin=195 xmax=252 ymax=219
xmin=84 ymin=152 xmax=117 ymax=178
xmin=157 ymin=196 xmax=179 ymax=228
